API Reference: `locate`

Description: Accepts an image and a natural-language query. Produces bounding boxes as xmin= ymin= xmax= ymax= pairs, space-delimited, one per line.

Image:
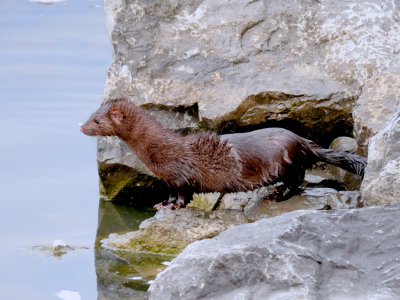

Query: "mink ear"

xmin=109 ymin=108 xmax=124 ymax=125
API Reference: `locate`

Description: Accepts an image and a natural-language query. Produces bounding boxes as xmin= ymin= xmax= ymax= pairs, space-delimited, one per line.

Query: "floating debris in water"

xmin=55 ymin=290 xmax=81 ymax=300
xmin=52 ymin=239 xmax=67 ymax=248
xmin=29 ymin=0 xmax=67 ymax=5
xmin=129 ymin=276 xmax=143 ymax=281
xmin=31 ymin=240 xmax=89 ymax=258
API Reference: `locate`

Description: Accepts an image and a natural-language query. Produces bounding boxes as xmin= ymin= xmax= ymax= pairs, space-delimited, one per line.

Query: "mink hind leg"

xmin=267 ymin=168 xmax=306 ymax=202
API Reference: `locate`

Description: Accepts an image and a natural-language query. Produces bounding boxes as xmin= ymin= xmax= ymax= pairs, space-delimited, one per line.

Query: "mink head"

xmin=80 ymin=99 xmax=135 ymax=137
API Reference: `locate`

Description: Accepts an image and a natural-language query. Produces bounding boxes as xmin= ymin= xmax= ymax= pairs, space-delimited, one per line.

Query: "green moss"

xmin=97 ymin=162 xmax=169 ymax=207
xmin=125 ymin=226 xmax=189 ymax=255
xmin=187 ymin=192 xmax=222 ymax=211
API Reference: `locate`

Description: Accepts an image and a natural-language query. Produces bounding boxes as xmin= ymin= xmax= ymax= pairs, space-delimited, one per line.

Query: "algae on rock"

xmin=102 ymin=208 xmax=248 ymax=256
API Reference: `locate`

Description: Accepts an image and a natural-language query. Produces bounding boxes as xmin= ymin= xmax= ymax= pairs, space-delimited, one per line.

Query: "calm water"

xmin=0 ymin=1 xmax=149 ymax=299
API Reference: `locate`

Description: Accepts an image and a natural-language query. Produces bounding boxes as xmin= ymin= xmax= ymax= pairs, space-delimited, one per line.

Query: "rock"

xmin=101 ymin=208 xmax=249 ymax=255
xmin=186 ymin=192 xmax=221 ymax=211
xmin=353 ymin=66 xmax=400 ymax=155
xmin=361 ymin=101 xmax=400 ymax=205
xmin=217 ymin=186 xmax=272 ymax=213
xmin=326 ymin=136 xmax=363 ymax=190
xmin=218 ymin=187 xmax=332 ymax=219
xmin=252 ymin=188 xmax=361 ymax=217
xmin=97 ymin=161 xmax=168 ymax=206
xmin=97 ymin=136 xmax=152 ymax=176
xmin=188 ymin=184 xmax=360 ymax=221
xmin=97 ymin=137 xmax=169 ymax=204
xmin=97 ymin=0 xmax=400 ymax=199
xmin=187 ymin=186 xmax=275 ymax=216
xmin=149 ymin=203 xmax=400 ymax=300
xmin=329 ymin=136 xmax=358 ymax=153
xmin=327 ymin=190 xmax=362 ymax=210
xmin=303 ymin=168 xmax=339 ymax=189
xmin=103 ymin=0 xmax=400 ymax=123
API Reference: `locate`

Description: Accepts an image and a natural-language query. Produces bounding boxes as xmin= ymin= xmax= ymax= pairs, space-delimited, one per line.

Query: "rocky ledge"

xmin=99 ymin=0 xmax=400 ymax=206
xmin=149 ymin=203 xmax=400 ymax=300
xmin=96 ymin=0 xmax=400 ymax=298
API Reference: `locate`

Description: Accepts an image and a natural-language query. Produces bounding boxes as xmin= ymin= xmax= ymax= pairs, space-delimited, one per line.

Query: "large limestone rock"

xmin=103 ymin=0 xmax=400 ymax=126
xmin=149 ymin=203 xmax=400 ymax=300
xmin=327 ymin=136 xmax=362 ymax=190
xmin=361 ymin=100 xmax=400 ymax=205
xmin=189 ymin=187 xmax=361 ymax=219
xmin=102 ymin=188 xmax=360 ymax=256
xmin=98 ymin=0 xmax=400 ymax=200
xmin=353 ymin=66 xmax=400 ymax=155
xmin=97 ymin=136 xmax=168 ymax=204
xmin=101 ymin=208 xmax=248 ymax=255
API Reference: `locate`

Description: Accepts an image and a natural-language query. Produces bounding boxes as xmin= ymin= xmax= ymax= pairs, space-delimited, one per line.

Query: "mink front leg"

xmin=266 ymin=169 xmax=306 ymax=202
xmin=266 ymin=184 xmax=301 ymax=202
xmin=169 ymin=190 xmax=187 ymax=209
xmin=153 ymin=187 xmax=192 ymax=210
xmin=153 ymin=190 xmax=178 ymax=210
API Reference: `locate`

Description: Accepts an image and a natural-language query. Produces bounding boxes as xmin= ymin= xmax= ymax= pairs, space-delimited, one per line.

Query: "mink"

xmin=81 ymin=98 xmax=367 ymax=209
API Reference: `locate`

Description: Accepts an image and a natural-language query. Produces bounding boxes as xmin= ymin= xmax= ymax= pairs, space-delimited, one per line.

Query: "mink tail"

xmin=308 ymin=142 xmax=367 ymax=178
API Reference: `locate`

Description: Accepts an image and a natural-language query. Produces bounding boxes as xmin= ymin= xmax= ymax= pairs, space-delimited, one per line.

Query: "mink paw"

xmin=154 ymin=199 xmax=185 ymax=210
xmin=153 ymin=200 xmax=169 ymax=210
xmin=165 ymin=202 xmax=185 ymax=210
xmin=265 ymin=194 xmax=279 ymax=203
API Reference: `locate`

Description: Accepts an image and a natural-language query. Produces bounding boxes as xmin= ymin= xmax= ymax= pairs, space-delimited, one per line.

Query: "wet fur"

xmin=81 ymin=99 xmax=367 ymax=206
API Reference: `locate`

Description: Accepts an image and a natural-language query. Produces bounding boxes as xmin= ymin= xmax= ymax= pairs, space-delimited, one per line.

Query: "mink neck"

xmin=116 ymin=110 xmax=185 ymax=168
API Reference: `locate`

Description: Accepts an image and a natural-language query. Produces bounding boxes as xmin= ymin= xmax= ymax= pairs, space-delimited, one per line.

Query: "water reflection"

xmin=0 ymin=1 xmax=108 ymax=299
xmin=95 ymin=200 xmax=172 ymax=300
xmin=1 ymin=1 xmax=169 ymax=298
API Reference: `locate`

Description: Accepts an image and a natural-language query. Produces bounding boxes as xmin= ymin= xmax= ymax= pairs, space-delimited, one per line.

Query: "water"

xmin=0 ymin=1 xmax=158 ymax=299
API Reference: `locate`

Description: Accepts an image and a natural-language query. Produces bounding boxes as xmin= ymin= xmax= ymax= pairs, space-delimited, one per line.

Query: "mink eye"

xmin=95 ymin=119 xmax=100 ymax=124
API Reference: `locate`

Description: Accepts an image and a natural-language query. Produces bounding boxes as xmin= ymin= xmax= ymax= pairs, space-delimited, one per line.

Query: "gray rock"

xmin=329 ymin=136 xmax=358 ymax=153
xmin=250 ymin=188 xmax=360 ymax=216
xmin=218 ymin=186 xmax=273 ymax=218
xmin=304 ymin=169 xmax=337 ymax=186
xmin=189 ymin=184 xmax=360 ymax=220
xmin=327 ymin=136 xmax=363 ymax=190
xmin=149 ymin=203 xmax=400 ymax=300
xmin=361 ymin=100 xmax=400 ymax=205
xmin=103 ymin=0 xmax=400 ymax=119
xmin=101 ymin=207 xmax=248 ymax=255
xmin=98 ymin=136 xmax=151 ymax=175
xmin=187 ymin=192 xmax=222 ymax=211
xmin=327 ymin=190 xmax=362 ymax=210
xmin=353 ymin=66 xmax=400 ymax=155
xmin=219 ymin=187 xmax=344 ymax=219
xmin=98 ymin=0 xmax=400 ymax=198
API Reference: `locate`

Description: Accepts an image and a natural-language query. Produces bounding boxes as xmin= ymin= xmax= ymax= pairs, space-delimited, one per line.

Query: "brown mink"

xmin=81 ymin=98 xmax=367 ymax=209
